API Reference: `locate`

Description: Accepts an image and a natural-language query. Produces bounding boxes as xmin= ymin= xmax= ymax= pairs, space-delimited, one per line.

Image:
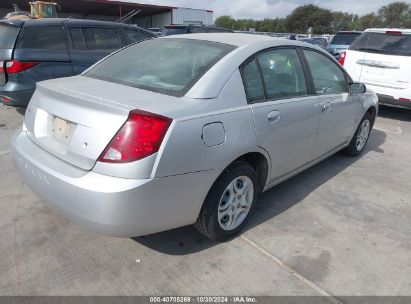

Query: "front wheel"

xmin=195 ymin=161 xmax=258 ymax=241
xmin=343 ymin=112 xmax=373 ymax=156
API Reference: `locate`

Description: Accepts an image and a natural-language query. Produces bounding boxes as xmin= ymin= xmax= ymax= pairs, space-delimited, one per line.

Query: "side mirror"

xmin=350 ymin=82 xmax=366 ymax=94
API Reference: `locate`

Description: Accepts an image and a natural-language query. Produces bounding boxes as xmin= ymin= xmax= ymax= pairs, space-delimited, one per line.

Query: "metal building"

xmin=0 ymin=0 xmax=214 ymax=28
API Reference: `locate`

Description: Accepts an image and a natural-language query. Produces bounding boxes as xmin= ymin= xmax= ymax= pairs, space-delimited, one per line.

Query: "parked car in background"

xmin=311 ymin=37 xmax=328 ymax=49
xmin=328 ymin=31 xmax=362 ymax=59
xmin=163 ymin=24 xmax=233 ymax=36
xmin=0 ymin=18 xmax=155 ymax=107
xmin=342 ymin=28 xmax=411 ymax=109
xmin=12 ymin=33 xmax=378 ymax=241
xmin=299 ymin=38 xmax=325 ymax=49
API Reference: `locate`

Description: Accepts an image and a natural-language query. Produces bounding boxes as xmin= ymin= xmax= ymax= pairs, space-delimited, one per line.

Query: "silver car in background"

xmin=12 ymin=34 xmax=378 ymax=241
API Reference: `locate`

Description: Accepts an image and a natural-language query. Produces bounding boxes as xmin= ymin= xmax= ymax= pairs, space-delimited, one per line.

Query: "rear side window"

xmin=69 ymin=28 xmax=86 ymax=50
xmin=0 ymin=24 xmax=20 ymax=49
xmin=303 ymin=50 xmax=348 ymax=95
xmin=86 ymin=38 xmax=235 ymax=97
xmin=82 ymin=28 xmax=122 ymax=50
xmin=16 ymin=26 xmax=66 ymax=50
xmin=330 ymin=32 xmax=361 ymax=45
xmin=125 ymin=29 xmax=152 ymax=43
xmin=257 ymin=48 xmax=307 ymax=100
xmin=242 ymin=59 xmax=265 ymax=103
xmin=349 ymin=32 xmax=411 ymax=56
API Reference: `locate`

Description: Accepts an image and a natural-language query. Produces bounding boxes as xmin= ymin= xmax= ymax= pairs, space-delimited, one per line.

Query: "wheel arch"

xmin=226 ymin=151 xmax=270 ymax=194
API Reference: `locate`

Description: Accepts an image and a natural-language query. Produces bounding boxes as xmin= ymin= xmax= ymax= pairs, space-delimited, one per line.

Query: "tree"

xmin=378 ymin=2 xmax=410 ymax=28
xmin=215 ymin=15 xmax=236 ymax=29
xmin=331 ymin=12 xmax=357 ymax=32
xmin=357 ymin=13 xmax=382 ymax=30
xmin=285 ymin=5 xmax=333 ymax=34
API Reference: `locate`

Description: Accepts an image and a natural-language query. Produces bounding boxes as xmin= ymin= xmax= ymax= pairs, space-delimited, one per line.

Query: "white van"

xmin=342 ymin=28 xmax=411 ymax=109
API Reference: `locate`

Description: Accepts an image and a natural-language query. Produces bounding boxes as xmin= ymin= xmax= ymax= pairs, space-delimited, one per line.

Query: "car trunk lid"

xmin=24 ymin=76 xmax=192 ymax=171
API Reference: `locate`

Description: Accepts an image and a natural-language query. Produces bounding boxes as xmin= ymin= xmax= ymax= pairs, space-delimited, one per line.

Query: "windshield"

xmin=0 ymin=24 xmax=20 ymax=49
xmin=86 ymin=38 xmax=236 ymax=97
xmin=349 ymin=32 xmax=411 ymax=56
xmin=330 ymin=32 xmax=361 ymax=45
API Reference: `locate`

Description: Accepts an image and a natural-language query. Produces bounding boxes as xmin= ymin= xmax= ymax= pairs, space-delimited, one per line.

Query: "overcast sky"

xmin=130 ymin=0 xmax=401 ymax=19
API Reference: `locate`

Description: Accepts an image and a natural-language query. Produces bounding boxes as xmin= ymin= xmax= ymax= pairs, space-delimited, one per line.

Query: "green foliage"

xmin=215 ymin=1 xmax=411 ymax=34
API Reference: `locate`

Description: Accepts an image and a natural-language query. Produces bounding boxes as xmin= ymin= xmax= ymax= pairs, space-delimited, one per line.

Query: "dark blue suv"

xmin=0 ymin=18 xmax=155 ymax=107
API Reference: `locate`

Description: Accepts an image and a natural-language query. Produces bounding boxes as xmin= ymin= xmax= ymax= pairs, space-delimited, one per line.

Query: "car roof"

xmin=365 ymin=28 xmax=411 ymax=34
xmin=162 ymin=33 xmax=290 ymax=47
xmin=0 ymin=18 xmax=150 ymax=31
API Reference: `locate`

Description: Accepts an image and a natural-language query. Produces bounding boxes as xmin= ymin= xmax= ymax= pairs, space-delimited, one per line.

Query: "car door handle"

xmin=322 ymin=102 xmax=332 ymax=113
xmin=267 ymin=110 xmax=281 ymax=124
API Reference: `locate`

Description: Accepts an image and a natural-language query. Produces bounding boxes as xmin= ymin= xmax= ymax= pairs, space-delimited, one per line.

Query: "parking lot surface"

xmin=0 ymin=104 xmax=410 ymax=296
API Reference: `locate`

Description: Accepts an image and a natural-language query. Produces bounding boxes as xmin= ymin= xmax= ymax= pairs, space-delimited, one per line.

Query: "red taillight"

xmin=399 ymin=98 xmax=410 ymax=102
xmin=0 ymin=60 xmax=39 ymax=74
xmin=98 ymin=110 xmax=172 ymax=163
xmin=338 ymin=51 xmax=346 ymax=66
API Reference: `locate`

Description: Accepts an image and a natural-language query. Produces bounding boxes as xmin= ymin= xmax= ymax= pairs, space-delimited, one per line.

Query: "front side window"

xmin=82 ymin=27 xmax=122 ymax=50
xmin=303 ymin=50 xmax=348 ymax=95
xmin=86 ymin=38 xmax=235 ymax=97
xmin=16 ymin=26 xmax=66 ymax=50
xmin=257 ymin=48 xmax=308 ymax=100
xmin=125 ymin=30 xmax=152 ymax=43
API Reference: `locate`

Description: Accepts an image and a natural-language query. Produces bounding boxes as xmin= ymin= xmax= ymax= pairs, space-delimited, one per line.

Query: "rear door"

xmin=67 ymin=26 xmax=126 ymax=74
xmin=302 ymin=49 xmax=360 ymax=158
xmin=345 ymin=30 xmax=411 ymax=91
xmin=13 ymin=24 xmax=74 ymax=81
xmin=243 ymin=47 xmax=320 ymax=181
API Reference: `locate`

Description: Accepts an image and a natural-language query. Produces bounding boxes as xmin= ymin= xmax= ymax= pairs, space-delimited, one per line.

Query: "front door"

xmin=242 ymin=47 xmax=321 ymax=181
xmin=302 ymin=49 xmax=359 ymax=158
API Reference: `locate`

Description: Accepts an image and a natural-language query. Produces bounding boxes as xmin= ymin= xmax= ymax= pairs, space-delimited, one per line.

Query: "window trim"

xmin=299 ymin=47 xmax=352 ymax=96
xmin=240 ymin=46 xmax=312 ymax=104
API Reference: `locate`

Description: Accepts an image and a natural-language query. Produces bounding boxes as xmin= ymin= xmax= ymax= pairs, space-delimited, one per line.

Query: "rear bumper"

xmin=12 ymin=130 xmax=219 ymax=237
xmin=377 ymin=94 xmax=411 ymax=110
xmin=0 ymin=83 xmax=34 ymax=107
xmin=360 ymin=83 xmax=411 ymax=109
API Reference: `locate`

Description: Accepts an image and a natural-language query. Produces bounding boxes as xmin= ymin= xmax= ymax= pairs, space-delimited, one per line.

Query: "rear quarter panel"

xmin=153 ymin=70 xmax=266 ymax=178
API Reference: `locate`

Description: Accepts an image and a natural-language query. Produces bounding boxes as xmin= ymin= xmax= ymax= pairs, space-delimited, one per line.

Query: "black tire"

xmin=195 ymin=161 xmax=259 ymax=241
xmin=343 ymin=112 xmax=373 ymax=156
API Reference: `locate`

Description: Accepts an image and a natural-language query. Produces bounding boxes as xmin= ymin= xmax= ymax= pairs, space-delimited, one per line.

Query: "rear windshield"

xmin=330 ymin=32 xmax=361 ymax=45
xmin=86 ymin=38 xmax=236 ymax=97
xmin=349 ymin=32 xmax=411 ymax=56
xmin=0 ymin=24 xmax=20 ymax=49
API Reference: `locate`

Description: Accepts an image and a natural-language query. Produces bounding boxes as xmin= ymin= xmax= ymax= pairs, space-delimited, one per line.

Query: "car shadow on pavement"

xmin=133 ymin=129 xmax=386 ymax=255
xmin=378 ymin=106 xmax=411 ymax=122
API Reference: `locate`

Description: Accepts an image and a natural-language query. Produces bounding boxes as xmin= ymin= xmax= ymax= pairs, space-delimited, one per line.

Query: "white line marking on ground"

xmin=0 ymin=150 xmax=10 ymax=156
xmin=241 ymin=235 xmax=344 ymax=304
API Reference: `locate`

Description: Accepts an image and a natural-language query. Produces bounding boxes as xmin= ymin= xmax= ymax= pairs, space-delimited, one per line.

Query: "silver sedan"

xmin=12 ymin=34 xmax=378 ymax=241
